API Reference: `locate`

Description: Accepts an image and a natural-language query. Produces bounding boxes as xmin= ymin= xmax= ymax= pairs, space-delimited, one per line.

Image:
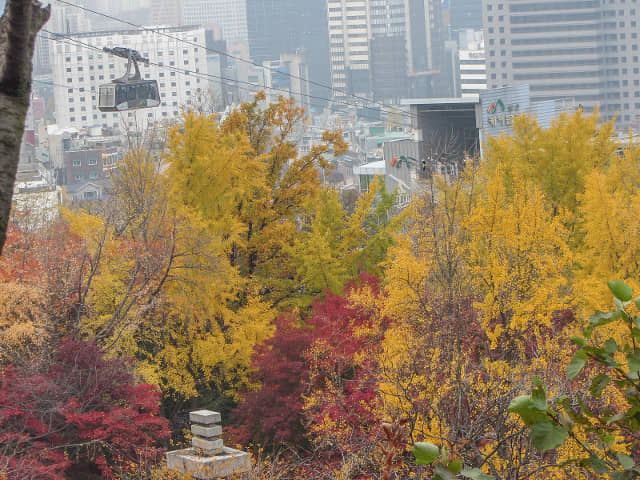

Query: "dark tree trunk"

xmin=0 ymin=0 xmax=50 ymax=254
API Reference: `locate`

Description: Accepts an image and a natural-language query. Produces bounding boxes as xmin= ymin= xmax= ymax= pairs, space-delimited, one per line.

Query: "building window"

xmin=89 ymin=171 xmax=98 ymax=179
xmin=88 ymin=158 xmax=97 ymax=166
xmin=72 ymin=159 xmax=81 ymax=167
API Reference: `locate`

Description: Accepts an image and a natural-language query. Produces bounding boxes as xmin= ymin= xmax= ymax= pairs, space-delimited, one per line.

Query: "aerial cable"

xmin=43 ymin=29 xmax=415 ymax=128
xmin=50 ymin=0 xmax=418 ymax=121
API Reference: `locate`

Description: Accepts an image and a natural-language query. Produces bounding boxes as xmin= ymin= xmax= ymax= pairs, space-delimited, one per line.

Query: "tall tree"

xmin=0 ymin=0 xmax=50 ymax=254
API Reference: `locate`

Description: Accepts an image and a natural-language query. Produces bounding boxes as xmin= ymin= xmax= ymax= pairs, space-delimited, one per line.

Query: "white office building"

xmin=50 ymin=26 xmax=208 ymax=131
xmin=458 ymin=30 xmax=486 ymax=98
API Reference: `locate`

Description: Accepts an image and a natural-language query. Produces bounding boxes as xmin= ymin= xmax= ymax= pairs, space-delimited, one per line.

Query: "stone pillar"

xmin=166 ymin=410 xmax=250 ymax=479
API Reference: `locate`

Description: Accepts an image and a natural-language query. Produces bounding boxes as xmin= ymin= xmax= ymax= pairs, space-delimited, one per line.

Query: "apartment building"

xmin=50 ymin=26 xmax=207 ymax=131
xmin=484 ymin=0 xmax=640 ymax=128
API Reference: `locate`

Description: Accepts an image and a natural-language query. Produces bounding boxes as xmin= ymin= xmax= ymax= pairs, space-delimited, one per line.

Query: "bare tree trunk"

xmin=0 ymin=0 xmax=50 ymax=254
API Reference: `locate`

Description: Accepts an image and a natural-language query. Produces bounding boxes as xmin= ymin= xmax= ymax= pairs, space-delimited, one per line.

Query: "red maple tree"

xmin=0 ymin=339 xmax=170 ymax=480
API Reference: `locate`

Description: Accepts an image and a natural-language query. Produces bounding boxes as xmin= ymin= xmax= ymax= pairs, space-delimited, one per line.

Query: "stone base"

xmin=166 ymin=447 xmax=251 ymax=479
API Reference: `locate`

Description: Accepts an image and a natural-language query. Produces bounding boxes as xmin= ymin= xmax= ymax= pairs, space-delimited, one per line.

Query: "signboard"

xmin=480 ymin=85 xmax=565 ymax=141
xmin=480 ymin=85 xmax=531 ymax=138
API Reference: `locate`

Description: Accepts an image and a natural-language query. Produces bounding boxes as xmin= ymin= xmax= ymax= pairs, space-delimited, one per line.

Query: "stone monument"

xmin=166 ymin=410 xmax=251 ymax=479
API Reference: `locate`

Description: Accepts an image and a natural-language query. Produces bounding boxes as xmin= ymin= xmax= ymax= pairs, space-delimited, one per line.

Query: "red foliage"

xmin=0 ymin=219 xmax=88 ymax=329
xmin=231 ymin=273 xmax=388 ymax=465
xmin=0 ymin=339 xmax=170 ymax=480
xmin=229 ymin=312 xmax=315 ymax=449
xmin=302 ymin=274 xmax=387 ymax=466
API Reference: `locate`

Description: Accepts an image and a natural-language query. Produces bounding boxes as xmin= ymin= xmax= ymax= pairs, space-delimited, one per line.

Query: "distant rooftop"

xmin=367 ymin=132 xmax=413 ymax=142
xmin=353 ymin=160 xmax=386 ymax=176
xmin=49 ymin=25 xmax=203 ymax=39
xmin=401 ymin=96 xmax=480 ymax=106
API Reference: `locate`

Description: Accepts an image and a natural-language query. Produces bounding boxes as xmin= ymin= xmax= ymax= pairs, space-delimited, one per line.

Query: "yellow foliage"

xmin=576 ymin=151 xmax=640 ymax=313
xmin=0 ymin=282 xmax=48 ymax=364
xmin=466 ymin=172 xmax=572 ymax=347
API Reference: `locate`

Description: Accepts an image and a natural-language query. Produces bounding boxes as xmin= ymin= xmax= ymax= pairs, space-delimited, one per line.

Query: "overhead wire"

xmin=50 ymin=0 xmax=418 ymax=122
xmin=43 ymin=29 xmax=416 ymax=128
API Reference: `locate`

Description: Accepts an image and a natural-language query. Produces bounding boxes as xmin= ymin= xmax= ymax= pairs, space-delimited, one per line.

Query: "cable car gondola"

xmin=98 ymin=47 xmax=160 ymax=112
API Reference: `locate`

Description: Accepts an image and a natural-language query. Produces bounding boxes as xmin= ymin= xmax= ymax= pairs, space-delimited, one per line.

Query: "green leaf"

xmin=584 ymin=454 xmax=608 ymax=474
xmin=448 ymin=460 xmax=462 ymax=474
xmin=461 ymin=467 xmax=495 ymax=480
xmin=608 ymin=280 xmax=633 ymax=302
xmin=635 ymin=296 xmax=640 ymax=310
xmin=589 ymin=374 xmax=611 ymax=397
xmin=433 ymin=464 xmax=456 ymax=480
xmin=611 ymin=471 xmax=628 ymax=480
xmin=618 ymin=453 xmax=635 ymax=470
xmin=531 ymin=384 xmax=546 ymax=405
xmin=508 ymin=395 xmax=547 ymax=425
xmin=530 ymin=421 xmax=568 ymax=451
xmin=627 ymin=352 xmax=640 ymax=373
xmin=607 ymin=413 xmax=626 ymax=425
xmin=604 ymin=338 xmax=619 ymax=354
xmin=601 ymin=434 xmax=616 ymax=448
xmin=568 ymin=349 xmax=588 ymax=380
xmin=413 ymin=442 xmax=439 ymax=465
xmin=572 ymin=336 xmax=585 ymax=346
xmin=589 ymin=310 xmax=621 ymax=328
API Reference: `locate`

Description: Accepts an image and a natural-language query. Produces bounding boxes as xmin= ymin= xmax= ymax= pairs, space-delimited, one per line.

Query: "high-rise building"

xmin=327 ymin=0 xmax=447 ymax=101
xmin=484 ymin=0 xmax=640 ymax=128
xmin=183 ymin=0 xmax=248 ymax=44
xmin=458 ymin=30 xmax=486 ymax=98
xmin=49 ymin=26 xmax=208 ymax=131
xmin=263 ymin=53 xmax=311 ymax=112
xmin=151 ymin=0 xmax=183 ymax=26
xmin=449 ymin=0 xmax=483 ymax=33
xmin=246 ymin=0 xmax=330 ymax=106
